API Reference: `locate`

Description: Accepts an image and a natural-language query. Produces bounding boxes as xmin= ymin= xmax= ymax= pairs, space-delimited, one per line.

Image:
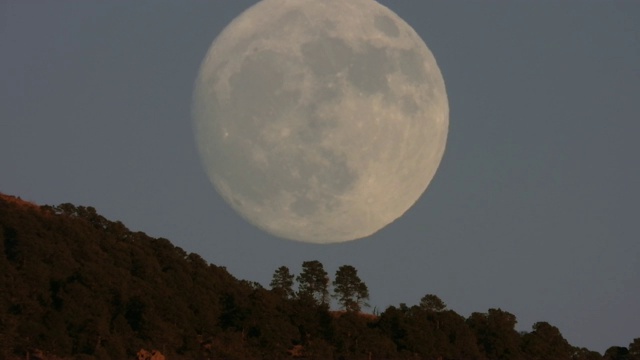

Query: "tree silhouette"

xmin=333 ymin=265 xmax=369 ymax=312
xmin=419 ymin=294 xmax=447 ymax=312
xmin=269 ymin=265 xmax=295 ymax=299
xmin=296 ymin=260 xmax=330 ymax=306
xmin=467 ymin=308 xmax=523 ymax=360
xmin=604 ymin=346 xmax=631 ymax=360
xmin=630 ymin=338 xmax=640 ymax=360
xmin=521 ymin=321 xmax=572 ymax=359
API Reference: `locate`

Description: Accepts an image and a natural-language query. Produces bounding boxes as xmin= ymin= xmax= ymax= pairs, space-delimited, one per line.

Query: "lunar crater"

xmin=374 ymin=14 xmax=400 ymax=37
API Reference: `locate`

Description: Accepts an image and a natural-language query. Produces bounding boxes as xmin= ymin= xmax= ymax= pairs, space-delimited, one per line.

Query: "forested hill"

xmin=0 ymin=193 xmax=637 ymax=360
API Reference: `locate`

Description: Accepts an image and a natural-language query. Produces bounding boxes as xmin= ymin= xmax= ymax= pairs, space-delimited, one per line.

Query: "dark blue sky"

xmin=1 ymin=1 xmax=638 ymax=353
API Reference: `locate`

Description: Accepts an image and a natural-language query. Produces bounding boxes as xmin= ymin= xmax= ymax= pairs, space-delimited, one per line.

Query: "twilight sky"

xmin=1 ymin=1 xmax=638 ymax=353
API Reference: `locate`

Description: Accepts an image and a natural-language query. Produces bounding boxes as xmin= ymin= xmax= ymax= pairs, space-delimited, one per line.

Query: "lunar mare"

xmin=193 ymin=0 xmax=448 ymax=243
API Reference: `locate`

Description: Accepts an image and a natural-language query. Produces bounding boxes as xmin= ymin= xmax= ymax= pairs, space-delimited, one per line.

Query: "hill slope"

xmin=0 ymin=193 xmax=635 ymax=359
xmin=0 ymin=194 xmax=276 ymax=359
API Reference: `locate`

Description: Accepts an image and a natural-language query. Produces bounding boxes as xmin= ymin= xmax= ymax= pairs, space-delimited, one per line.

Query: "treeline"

xmin=0 ymin=193 xmax=638 ymax=359
xmin=270 ymin=261 xmax=369 ymax=313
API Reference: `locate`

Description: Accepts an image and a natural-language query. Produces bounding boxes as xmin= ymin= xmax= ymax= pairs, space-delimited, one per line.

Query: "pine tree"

xmin=332 ymin=265 xmax=369 ymax=312
xmin=296 ymin=260 xmax=330 ymax=306
xmin=269 ymin=266 xmax=295 ymax=299
xmin=419 ymin=294 xmax=446 ymax=312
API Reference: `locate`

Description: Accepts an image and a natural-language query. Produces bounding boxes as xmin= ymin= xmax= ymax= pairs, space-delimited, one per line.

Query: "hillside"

xmin=0 ymin=193 xmax=637 ymax=359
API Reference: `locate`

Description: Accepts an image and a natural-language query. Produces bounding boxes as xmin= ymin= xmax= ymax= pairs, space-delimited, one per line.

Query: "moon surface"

xmin=192 ymin=0 xmax=448 ymax=244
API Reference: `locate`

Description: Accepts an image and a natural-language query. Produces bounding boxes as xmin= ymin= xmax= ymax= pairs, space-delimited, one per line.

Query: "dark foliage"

xmin=333 ymin=265 xmax=369 ymax=313
xmin=296 ymin=260 xmax=330 ymax=306
xmin=0 ymin=193 xmax=632 ymax=359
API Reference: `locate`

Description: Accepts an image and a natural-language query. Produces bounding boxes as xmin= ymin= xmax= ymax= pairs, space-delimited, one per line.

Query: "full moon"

xmin=192 ymin=0 xmax=448 ymax=244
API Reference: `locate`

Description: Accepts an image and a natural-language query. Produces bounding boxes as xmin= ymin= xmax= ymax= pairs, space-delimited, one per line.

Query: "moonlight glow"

xmin=192 ymin=0 xmax=448 ymax=244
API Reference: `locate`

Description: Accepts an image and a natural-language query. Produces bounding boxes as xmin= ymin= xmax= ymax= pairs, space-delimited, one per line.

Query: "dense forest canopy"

xmin=0 ymin=193 xmax=637 ymax=359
